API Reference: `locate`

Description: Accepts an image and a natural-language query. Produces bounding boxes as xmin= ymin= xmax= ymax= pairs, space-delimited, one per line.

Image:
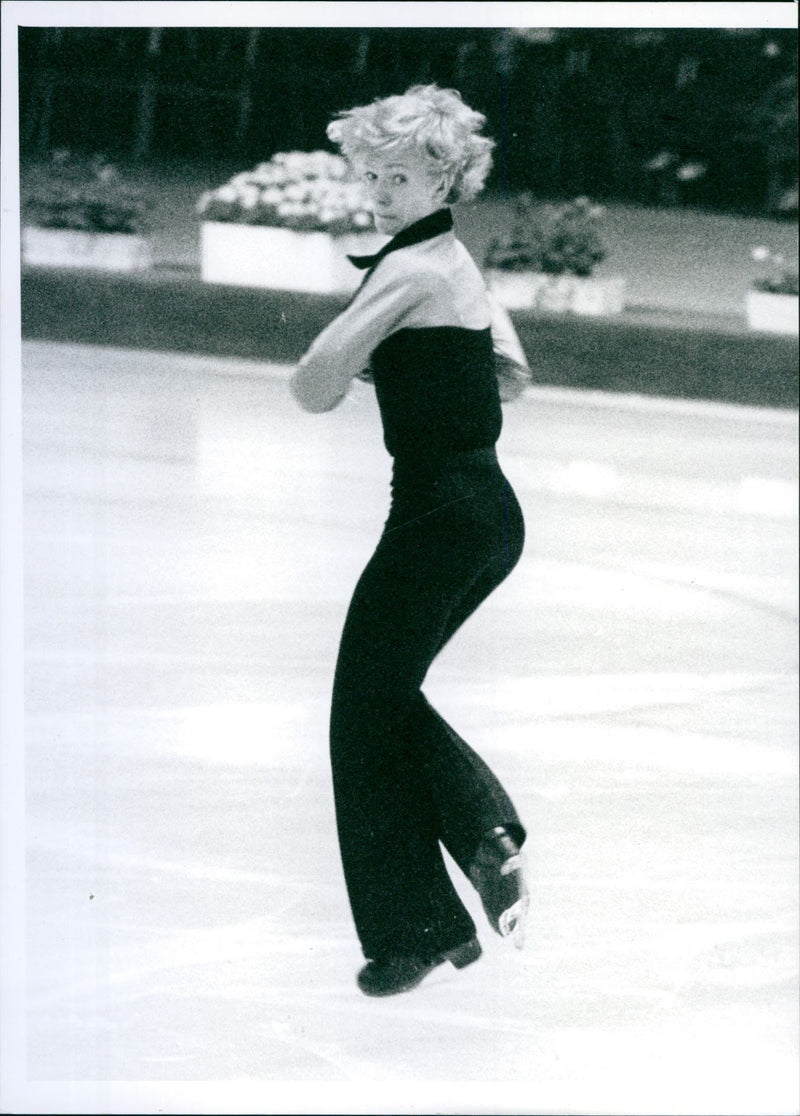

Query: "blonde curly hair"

xmin=326 ymin=84 xmax=495 ymax=205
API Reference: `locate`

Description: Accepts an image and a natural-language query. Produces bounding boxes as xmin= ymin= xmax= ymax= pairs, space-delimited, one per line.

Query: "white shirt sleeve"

xmin=290 ymin=264 xmax=430 ymax=412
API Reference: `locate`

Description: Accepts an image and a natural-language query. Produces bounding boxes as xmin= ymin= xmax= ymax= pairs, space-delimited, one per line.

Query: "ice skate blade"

xmin=498 ymin=895 xmax=530 ymax=950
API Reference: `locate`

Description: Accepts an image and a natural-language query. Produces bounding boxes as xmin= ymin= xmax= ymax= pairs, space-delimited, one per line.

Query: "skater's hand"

xmin=495 ymin=355 xmax=532 ymax=402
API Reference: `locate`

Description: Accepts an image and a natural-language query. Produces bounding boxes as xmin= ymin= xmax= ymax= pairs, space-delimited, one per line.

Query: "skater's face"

xmin=353 ymin=148 xmax=451 ymax=237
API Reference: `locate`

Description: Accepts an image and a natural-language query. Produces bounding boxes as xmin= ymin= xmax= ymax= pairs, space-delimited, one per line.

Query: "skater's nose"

xmin=373 ymin=179 xmax=392 ymax=207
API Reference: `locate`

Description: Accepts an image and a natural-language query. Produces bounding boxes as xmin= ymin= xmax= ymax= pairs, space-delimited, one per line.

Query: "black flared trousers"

xmin=329 ymin=448 xmax=526 ymax=962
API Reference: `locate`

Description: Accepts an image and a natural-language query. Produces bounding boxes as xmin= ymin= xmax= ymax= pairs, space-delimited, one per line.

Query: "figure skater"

xmin=291 ymin=85 xmax=530 ymax=997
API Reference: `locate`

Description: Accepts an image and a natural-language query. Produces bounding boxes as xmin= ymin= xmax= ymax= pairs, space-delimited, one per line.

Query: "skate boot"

xmin=469 ymin=826 xmax=529 ymax=948
xmin=357 ymin=937 xmax=482 ymax=997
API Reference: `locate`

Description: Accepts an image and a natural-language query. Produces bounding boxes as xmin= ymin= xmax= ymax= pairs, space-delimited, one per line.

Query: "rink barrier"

xmin=20 ymin=266 xmax=799 ymax=410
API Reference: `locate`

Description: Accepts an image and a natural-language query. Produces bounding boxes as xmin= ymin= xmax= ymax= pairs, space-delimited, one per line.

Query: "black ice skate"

xmin=469 ymin=826 xmax=529 ymax=948
xmin=357 ymin=937 xmax=482 ymax=996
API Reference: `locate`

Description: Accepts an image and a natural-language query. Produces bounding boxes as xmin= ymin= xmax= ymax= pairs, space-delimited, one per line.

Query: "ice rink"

xmin=6 ymin=339 xmax=799 ymax=1114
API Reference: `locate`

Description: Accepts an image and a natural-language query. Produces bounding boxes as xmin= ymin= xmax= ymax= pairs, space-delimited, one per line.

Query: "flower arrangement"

xmin=24 ymin=151 xmax=150 ymax=234
xmin=197 ymin=151 xmax=374 ymax=235
xmin=485 ymin=194 xmax=608 ymax=277
xmin=750 ymin=246 xmax=799 ymax=296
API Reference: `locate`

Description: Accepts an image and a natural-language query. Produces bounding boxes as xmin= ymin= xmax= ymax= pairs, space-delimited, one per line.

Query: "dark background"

xmin=18 ymin=25 xmax=798 ymax=217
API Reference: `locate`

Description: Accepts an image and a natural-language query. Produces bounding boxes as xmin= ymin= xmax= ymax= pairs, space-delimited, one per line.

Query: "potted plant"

xmin=197 ymin=151 xmax=381 ymax=294
xmin=484 ymin=194 xmax=625 ymax=315
xmin=746 ymin=247 xmax=799 ymax=335
xmin=22 ymin=151 xmax=152 ymax=272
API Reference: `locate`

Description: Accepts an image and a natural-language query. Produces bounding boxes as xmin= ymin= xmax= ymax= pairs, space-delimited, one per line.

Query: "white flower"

xmin=751 ymin=246 xmax=771 ymax=262
xmin=252 ymin=164 xmax=276 ymax=183
xmin=645 ymin=151 xmax=676 ymax=171
xmin=215 ymin=184 xmax=239 ymax=203
xmin=676 ymin=162 xmax=706 ymax=181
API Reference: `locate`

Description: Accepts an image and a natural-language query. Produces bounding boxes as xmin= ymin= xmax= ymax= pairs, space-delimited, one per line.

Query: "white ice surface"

xmin=4 ymin=342 xmax=798 ymax=1114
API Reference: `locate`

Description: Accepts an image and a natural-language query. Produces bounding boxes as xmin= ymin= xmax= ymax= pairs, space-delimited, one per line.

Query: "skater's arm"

xmin=291 ymin=266 xmax=431 ymax=413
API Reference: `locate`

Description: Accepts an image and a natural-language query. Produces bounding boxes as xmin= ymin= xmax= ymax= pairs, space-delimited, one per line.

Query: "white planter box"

xmin=745 ymin=290 xmax=799 ymax=335
xmin=21 ymin=226 xmax=151 ymax=272
xmin=485 ymin=269 xmax=550 ymax=310
xmin=487 ymin=269 xmax=626 ymax=316
xmin=565 ymin=275 xmax=627 ymax=317
xmin=201 ymin=222 xmax=382 ymax=294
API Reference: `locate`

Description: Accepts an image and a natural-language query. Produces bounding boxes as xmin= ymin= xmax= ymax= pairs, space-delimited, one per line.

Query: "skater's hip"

xmin=384 ymin=447 xmax=522 ymax=539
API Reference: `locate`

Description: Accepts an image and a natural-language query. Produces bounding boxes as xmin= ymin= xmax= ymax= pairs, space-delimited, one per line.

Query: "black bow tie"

xmin=347 ymin=208 xmax=454 ymax=271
